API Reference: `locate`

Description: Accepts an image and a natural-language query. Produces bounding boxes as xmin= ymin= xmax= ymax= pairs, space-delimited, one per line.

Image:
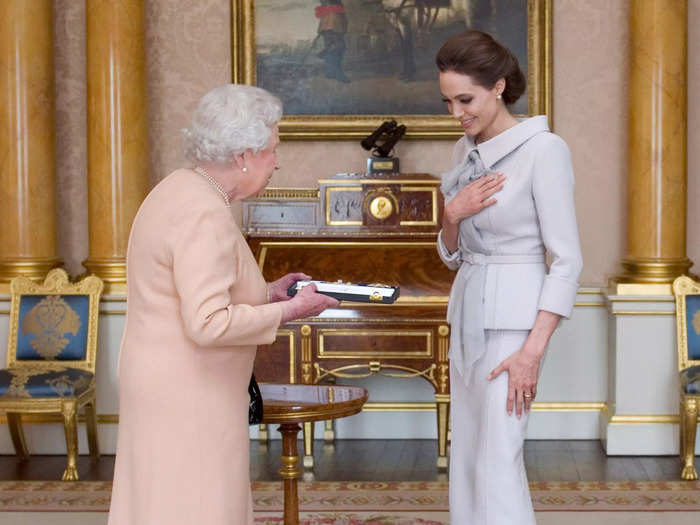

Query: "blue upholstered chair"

xmin=673 ymin=276 xmax=700 ymax=480
xmin=0 ymin=269 xmax=103 ymax=481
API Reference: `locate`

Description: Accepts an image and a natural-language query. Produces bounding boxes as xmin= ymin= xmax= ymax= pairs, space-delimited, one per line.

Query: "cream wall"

xmin=53 ymin=0 xmax=699 ymax=286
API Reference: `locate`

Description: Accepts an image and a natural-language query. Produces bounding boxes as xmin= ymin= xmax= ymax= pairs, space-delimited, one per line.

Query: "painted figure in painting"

xmin=316 ymin=0 xmax=350 ymax=83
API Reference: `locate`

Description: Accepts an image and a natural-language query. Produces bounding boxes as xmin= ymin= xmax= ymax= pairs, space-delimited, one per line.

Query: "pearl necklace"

xmin=194 ymin=166 xmax=231 ymax=208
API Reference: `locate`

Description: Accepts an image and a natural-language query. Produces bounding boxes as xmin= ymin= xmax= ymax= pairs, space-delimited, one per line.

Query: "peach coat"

xmin=108 ymin=169 xmax=282 ymax=525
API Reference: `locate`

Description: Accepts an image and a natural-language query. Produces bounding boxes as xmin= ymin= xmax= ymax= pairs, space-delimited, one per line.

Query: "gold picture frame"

xmin=232 ymin=0 xmax=552 ymax=140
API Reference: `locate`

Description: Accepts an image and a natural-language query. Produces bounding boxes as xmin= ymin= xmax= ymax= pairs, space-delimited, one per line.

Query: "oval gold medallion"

xmin=369 ymin=196 xmax=393 ymax=219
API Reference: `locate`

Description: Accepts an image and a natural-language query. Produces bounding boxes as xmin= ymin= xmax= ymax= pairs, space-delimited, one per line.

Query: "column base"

xmin=611 ymin=257 xmax=694 ymax=294
xmin=0 ymin=257 xmax=63 ymax=294
xmin=82 ymin=257 xmax=126 ymax=295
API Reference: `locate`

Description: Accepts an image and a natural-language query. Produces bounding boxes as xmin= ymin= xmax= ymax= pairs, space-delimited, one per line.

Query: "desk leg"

xmin=323 ymin=419 xmax=335 ymax=443
xmin=435 ymin=395 xmax=449 ymax=470
xmin=278 ymin=423 xmax=301 ymax=525
xmin=302 ymin=422 xmax=314 ymax=468
xmin=258 ymin=423 xmax=269 ymax=444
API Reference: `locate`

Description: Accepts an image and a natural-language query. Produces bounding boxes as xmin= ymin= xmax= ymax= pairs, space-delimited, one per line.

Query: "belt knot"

xmin=464 ymin=253 xmax=486 ymax=265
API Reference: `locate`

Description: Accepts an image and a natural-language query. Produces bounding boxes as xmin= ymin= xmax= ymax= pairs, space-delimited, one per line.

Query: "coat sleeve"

xmin=532 ymin=135 xmax=583 ymax=318
xmin=437 ymin=230 xmax=462 ymax=270
xmin=170 ymin=204 xmax=282 ymax=348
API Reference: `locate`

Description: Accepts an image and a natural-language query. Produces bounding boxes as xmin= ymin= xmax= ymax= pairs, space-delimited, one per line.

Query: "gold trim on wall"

xmin=4 ymin=408 xmax=699 ymax=423
xmin=576 ymin=302 xmax=606 ymax=307
xmin=232 ymin=0 xmax=553 ymax=139
xmin=531 ymin=402 xmax=606 ymax=412
xmin=362 ymin=401 xmax=608 ymax=412
xmin=0 ymin=414 xmax=119 ymax=425
xmin=611 ymin=310 xmax=675 ymax=316
xmin=609 ymin=414 xmax=681 ymax=424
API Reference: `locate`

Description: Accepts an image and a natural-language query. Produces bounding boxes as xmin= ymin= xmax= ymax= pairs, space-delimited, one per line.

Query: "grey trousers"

xmin=449 ymin=330 xmax=537 ymax=525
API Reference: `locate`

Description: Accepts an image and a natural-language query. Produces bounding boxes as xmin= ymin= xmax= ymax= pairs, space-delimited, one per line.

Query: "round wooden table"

xmin=260 ymin=383 xmax=368 ymax=525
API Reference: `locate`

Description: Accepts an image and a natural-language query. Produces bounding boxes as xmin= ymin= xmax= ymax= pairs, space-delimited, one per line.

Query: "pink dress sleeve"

xmin=170 ymin=204 xmax=282 ymax=348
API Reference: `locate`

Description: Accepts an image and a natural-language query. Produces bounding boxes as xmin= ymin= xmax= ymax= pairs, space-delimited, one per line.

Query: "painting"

xmin=232 ymin=0 xmax=551 ymax=139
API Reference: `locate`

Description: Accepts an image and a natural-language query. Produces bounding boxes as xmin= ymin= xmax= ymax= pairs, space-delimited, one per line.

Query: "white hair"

xmin=182 ymin=84 xmax=283 ymax=165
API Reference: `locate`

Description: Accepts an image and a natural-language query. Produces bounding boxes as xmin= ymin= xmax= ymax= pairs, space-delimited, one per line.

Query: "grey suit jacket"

xmin=438 ymin=116 xmax=583 ymax=374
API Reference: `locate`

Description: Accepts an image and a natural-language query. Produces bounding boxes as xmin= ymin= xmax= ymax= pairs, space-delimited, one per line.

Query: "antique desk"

xmin=261 ymin=383 xmax=368 ymax=525
xmin=244 ymin=173 xmax=454 ymax=468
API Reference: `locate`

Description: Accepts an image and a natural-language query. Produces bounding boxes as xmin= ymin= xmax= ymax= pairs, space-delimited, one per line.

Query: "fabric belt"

xmin=447 ymin=253 xmax=546 ymax=380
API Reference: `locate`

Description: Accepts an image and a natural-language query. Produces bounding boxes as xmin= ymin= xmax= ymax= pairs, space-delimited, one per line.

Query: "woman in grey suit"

xmin=436 ymin=31 xmax=583 ymax=524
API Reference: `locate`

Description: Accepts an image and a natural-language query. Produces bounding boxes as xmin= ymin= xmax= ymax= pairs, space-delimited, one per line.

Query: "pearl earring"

xmin=497 ymin=94 xmax=502 ymax=100
xmin=242 ymin=167 xmax=248 ymax=173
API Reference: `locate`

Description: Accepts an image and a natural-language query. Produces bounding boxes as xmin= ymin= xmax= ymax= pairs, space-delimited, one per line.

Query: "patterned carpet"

xmin=0 ymin=480 xmax=698 ymax=515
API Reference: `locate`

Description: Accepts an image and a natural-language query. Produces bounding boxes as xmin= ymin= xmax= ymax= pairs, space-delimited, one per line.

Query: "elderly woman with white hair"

xmin=108 ymin=85 xmax=337 ymax=525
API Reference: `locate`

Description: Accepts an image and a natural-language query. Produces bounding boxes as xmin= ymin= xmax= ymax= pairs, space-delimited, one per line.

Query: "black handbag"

xmin=248 ymin=373 xmax=263 ymax=425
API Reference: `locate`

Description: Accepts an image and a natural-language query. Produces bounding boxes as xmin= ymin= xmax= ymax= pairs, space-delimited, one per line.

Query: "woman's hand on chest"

xmin=444 ymin=173 xmax=505 ymax=225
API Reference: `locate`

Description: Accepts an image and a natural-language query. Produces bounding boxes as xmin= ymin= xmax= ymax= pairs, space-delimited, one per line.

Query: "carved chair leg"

xmin=61 ymin=400 xmax=79 ymax=481
xmin=680 ymin=396 xmax=698 ymax=480
xmin=303 ymin=421 xmax=315 ymax=469
xmin=84 ymin=400 xmax=100 ymax=460
xmin=679 ymin=400 xmax=686 ymax=466
xmin=6 ymin=413 xmax=29 ymax=461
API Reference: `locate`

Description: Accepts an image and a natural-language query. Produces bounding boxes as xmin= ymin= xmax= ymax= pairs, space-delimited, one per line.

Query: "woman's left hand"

xmin=488 ymin=345 xmax=542 ymax=419
xmin=267 ymin=273 xmax=312 ymax=303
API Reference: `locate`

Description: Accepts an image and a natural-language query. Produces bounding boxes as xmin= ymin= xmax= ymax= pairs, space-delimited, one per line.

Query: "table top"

xmin=260 ymin=383 xmax=368 ymax=424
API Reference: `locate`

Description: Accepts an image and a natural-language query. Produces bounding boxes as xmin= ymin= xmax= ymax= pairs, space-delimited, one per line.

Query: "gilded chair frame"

xmin=672 ymin=275 xmax=700 ymax=480
xmin=0 ymin=268 xmax=104 ymax=481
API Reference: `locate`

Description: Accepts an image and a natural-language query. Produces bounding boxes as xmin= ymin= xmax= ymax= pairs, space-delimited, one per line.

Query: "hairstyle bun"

xmin=436 ymin=30 xmax=526 ymax=106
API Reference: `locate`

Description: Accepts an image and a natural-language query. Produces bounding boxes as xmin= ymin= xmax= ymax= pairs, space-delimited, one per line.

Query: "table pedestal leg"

xmin=278 ymin=423 xmax=301 ymax=525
